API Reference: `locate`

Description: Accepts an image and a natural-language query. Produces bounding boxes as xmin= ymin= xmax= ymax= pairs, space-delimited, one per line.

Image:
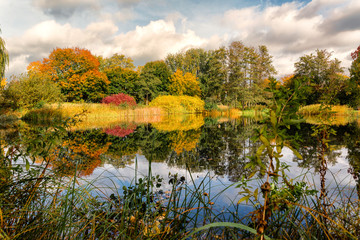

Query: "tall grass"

xmin=298 ymin=104 xmax=355 ymax=116
xmin=22 ymin=103 xmax=164 ymax=130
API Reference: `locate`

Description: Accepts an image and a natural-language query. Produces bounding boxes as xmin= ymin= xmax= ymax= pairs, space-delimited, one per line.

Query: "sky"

xmin=0 ymin=0 xmax=359 ymax=79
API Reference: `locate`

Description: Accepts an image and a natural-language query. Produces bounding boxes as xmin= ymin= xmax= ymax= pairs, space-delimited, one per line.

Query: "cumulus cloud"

xmin=5 ymin=0 xmax=360 ymax=78
xmin=221 ymin=0 xmax=360 ymax=75
xmin=319 ymin=0 xmax=360 ymax=34
xmin=6 ymin=19 xmax=118 ymax=76
xmin=32 ymin=0 xmax=99 ymax=18
xmin=112 ymin=20 xmax=208 ymax=64
xmin=5 ymin=19 xmax=212 ymax=76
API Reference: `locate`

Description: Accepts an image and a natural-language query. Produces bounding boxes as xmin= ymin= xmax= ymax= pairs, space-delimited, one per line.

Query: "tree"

xmin=0 ymin=29 xmax=9 ymax=80
xmin=343 ymin=45 xmax=360 ymax=108
xmin=350 ymin=46 xmax=360 ymax=82
xmin=169 ymin=70 xmax=201 ymax=97
xmin=136 ymin=60 xmax=172 ymax=103
xmin=1 ymin=73 xmax=62 ymax=109
xmin=293 ymin=49 xmax=344 ymax=105
xmin=28 ymin=47 xmax=110 ymax=102
xmin=104 ymin=67 xmax=139 ymax=96
xmin=226 ymin=41 xmax=276 ymax=108
xmin=200 ymin=48 xmax=227 ymax=102
xmin=98 ymin=53 xmax=135 ymax=71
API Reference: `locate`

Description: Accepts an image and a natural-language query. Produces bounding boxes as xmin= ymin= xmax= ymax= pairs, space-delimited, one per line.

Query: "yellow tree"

xmin=169 ymin=69 xmax=201 ymax=97
xmin=0 ymin=78 xmax=5 ymax=90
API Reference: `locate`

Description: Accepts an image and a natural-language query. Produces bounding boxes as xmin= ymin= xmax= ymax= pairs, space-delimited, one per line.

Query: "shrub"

xmin=1 ymin=73 xmax=63 ymax=110
xmin=204 ymin=101 xmax=219 ymax=110
xmin=149 ymin=95 xmax=204 ymax=114
xmin=101 ymin=93 xmax=136 ymax=107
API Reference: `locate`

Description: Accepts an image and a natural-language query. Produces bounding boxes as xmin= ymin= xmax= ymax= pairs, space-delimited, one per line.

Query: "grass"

xmin=298 ymin=104 xmax=355 ymax=116
xmin=22 ymin=103 xmax=164 ymax=130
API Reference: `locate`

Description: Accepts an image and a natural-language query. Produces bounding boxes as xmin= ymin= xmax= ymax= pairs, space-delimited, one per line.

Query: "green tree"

xmin=136 ymin=60 xmax=172 ymax=104
xmin=343 ymin=46 xmax=360 ymax=108
xmin=1 ymin=73 xmax=62 ymax=109
xmin=104 ymin=67 xmax=139 ymax=96
xmin=0 ymin=29 xmax=9 ymax=80
xmin=200 ymin=48 xmax=227 ymax=103
xmin=98 ymin=53 xmax=135 ymax=71
xmin=226 ymin=41 xmax=276 ymax=108
xmin=351 ymin=46 xmax=360 ymax=80
xmin=293 ymin=49 xmax=344 ymax=105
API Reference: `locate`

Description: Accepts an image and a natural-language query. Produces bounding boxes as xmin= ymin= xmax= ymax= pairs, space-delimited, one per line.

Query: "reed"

xmin=22 ymin=103 xmax=164 ymax=130
xmin=298 ymin=104 xmax=354 ymax=116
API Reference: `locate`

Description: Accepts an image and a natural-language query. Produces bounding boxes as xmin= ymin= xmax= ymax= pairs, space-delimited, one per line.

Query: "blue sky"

xmin=0 ymin=0 xmax=359 ymax=78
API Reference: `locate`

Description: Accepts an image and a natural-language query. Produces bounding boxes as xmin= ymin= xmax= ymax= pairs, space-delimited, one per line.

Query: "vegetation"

xmin=101 ymin=93 xmax=137 ymax=107
xmin=298 ymin=104 xmax=354 ymax=116
xmin=1 ymin=73 xmax=62 ymax=110
xmin=0 ymin=29 xmax=9 ymax=80
xmin=28 ymin=47 xmax=110 ymax=102
xmin=149 ymin=95 xmax=204 ymax=114
xmin=1 ymin=34 xmax=360 ymax=239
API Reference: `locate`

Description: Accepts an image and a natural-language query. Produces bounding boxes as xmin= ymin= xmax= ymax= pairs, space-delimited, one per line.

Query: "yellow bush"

xmin=152 ymin=114 xmax=204 ymax=131
xmin=149 ymin=95 xmax=204 ymax=114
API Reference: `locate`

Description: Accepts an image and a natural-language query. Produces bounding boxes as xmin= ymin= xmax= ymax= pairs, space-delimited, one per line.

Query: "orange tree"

xmin=28 ymin=47 xmax=110 ymax=102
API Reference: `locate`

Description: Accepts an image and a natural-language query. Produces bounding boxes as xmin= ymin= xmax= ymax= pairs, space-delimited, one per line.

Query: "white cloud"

xmin=221 ymin=0 xmax=360 ymax=75
xmin=4 ymin=0 xmax=360 ymax=78
xmin=5 ymin=19 xmax=213 ymax=77
xmin=113 ymin=20 xmax=209 ymax=63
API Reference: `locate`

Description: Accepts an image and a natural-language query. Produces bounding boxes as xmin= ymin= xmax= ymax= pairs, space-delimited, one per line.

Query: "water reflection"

xmin=1 ymin=114 xmax=359 ymax=195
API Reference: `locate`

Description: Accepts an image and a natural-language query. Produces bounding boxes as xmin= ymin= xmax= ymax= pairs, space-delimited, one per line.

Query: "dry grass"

xmin=298 ymin=104 xmax=354 ymax=116
xmin=204 ymin=108 xmax=241 ymax=119
xmin=44 ymin=103 xmax=164 ymax=130
xmin=304 ymin=114 xmax=354 ymax=126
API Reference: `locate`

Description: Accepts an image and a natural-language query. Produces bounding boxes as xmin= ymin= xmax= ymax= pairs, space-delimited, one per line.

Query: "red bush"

xmin=101 ymin=93 xmax=136 ymax=106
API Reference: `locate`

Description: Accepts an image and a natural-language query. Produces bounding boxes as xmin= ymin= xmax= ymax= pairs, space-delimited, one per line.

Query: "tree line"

xmin=1 ymin=29 xmax=360 ymax=110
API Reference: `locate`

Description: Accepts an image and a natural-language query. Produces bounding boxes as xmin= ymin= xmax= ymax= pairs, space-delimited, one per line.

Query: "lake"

xmin=2 ymin=113 xmax=359 ymax=205
xmin=1 ymin=113 xmax=359 ymax=238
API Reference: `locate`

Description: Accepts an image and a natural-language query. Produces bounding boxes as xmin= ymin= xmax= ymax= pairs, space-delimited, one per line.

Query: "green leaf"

xmin=254 ymin=188 xmax=259 ymax=200
xmin=182 ymin=222 xmax=272 ymax=240
xmin=237 ymin=195 xmax=250 ymax=204
xmin=286 ymin=144 xmax=303 ymax=160
xmin=256 ymin=144 xmax=266 ymax=158
xmin=26 ymin=159 xmax=30 ymax=171
xmin=270 ymin=110 xmax=277 ymax=127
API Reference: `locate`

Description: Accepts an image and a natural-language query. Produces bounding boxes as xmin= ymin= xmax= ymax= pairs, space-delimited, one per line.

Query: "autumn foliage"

xmin=150 ymin=95 xmax=204 ymax=114
xmin=28 ymin=47 xmax=110 ymax=102
xmin=49 ymin=137 xmax=110 ymax=177
xmin=169 ymin=70 xmax=201 ymax=97
xmin=101 ymin=93 xmax=137 ymax=107
xmin=103 ymin=124 xmax=137 ymax=137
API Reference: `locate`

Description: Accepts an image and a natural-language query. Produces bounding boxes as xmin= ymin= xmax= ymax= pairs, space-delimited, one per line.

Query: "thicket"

xmin=149 ymin=95 xmax=205 ymax=114
xmin=101 ymin=93 xmax=137 ymax=107
xmin=1 ymin=73 xmax=62 ymax=110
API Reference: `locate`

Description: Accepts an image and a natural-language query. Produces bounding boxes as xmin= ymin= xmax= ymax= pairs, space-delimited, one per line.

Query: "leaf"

xmin=256 ymin=144 xmax=266 ymax=158
xmin=253 ymin=188 xmax=259 ymax=200
xmin=182 ymin=222 xmax=272 ymax=240
xmin=26 ymin=159 xmax=30 ymax=171
xmin=237 ymin=196 xmax=250 ymax=204
xmin=270 ymin=110 xmax=277 ymax=127
xmin=286 ymin=144 xmax=303 ymax=160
